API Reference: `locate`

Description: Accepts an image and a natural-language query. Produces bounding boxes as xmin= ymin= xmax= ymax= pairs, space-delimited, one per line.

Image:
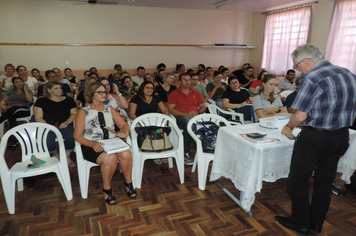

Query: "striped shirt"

xmin=292 ymin=60 xmax=356 ymax=130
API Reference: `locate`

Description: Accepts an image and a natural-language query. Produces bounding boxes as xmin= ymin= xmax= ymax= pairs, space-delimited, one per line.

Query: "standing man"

xmin=276 ymin=44 xmax=356 ymax=235
xmin=131 ymin=66 xmax=146 ymax=86
xmin=278 ymin=69 xmax=296 ymax=92
xmin=168 ymin=73 xmax=206 ymax=165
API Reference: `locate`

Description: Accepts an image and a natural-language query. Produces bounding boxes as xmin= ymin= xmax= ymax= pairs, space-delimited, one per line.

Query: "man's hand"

xmin=188 ymin=111 xmax=198 ymax=118
xmin=281 ymin=125 xmax=293 ymax=135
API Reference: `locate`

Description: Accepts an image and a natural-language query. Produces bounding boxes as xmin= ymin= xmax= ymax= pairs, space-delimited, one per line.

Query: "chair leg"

xmin=56 ymin=166 xmax=73 ymax=201
xmin=17 ymin=178 xmax=24 ymax=191
xmin=198 ymin=158 xmax=210 ymax=190
xmin=191 ymin=155 xmax=198 ymax=173
xmin=2 ymin=177 xmax=16 ymax=214
xmin=168 ymin=157 xmax=173 ymax=168
xmin=175 ymin=153 xmax=185 ymax=184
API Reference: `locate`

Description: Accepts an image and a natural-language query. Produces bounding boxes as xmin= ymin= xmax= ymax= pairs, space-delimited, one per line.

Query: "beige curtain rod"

xmin=0 ymin=43 xmax=213 ymax=47
xmin=262 ymin=1 xmax=318 ymax=15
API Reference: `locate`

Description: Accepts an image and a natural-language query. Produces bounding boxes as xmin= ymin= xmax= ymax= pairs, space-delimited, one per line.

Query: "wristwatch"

xmin=285 ymin=124 xmax=294 ymax=130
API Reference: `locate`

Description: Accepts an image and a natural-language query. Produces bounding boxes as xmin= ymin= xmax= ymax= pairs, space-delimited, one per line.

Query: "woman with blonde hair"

xmin=34 ymin=81 xmax=77 ymax=167
xmin=74 ymin=82 xmax=136 ymax=204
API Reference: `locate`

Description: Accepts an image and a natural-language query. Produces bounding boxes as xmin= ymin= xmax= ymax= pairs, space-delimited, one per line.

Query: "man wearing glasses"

xmin=168 ymin=73 xmax=206 ymax=165
xmin=37 ymin=70 xmax=72 ymax=98
xmin=276 ymin=44 xmax=356 ymax=235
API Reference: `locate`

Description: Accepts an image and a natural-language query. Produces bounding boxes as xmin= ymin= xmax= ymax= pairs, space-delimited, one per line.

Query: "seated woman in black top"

xmin=155 ymin=73 xmax=177 ymax=105
xmin=222 ymin=76 xmax=253 ymax=122
xmin=129 ymin=81 xmax=169 ymax=120
xmin=129 ymin=81 xmax=169 ymax=165
xmin=34 ymin=81 xmax=77 ymax=167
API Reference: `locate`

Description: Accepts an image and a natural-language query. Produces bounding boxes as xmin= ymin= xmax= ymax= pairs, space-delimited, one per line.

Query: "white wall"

xmin=0 ymin=0 xmax=253 ymax=72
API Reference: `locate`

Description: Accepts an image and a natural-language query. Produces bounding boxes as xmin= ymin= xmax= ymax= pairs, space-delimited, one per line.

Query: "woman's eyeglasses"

xmin=94 ymin=91 xmax=109 ymax=95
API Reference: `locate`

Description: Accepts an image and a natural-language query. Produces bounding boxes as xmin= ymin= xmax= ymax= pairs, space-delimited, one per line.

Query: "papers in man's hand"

xmin=98 ymin=138 xmax=130 ymax=154
xmin=239 ymin=133 xmax=276 ymax=144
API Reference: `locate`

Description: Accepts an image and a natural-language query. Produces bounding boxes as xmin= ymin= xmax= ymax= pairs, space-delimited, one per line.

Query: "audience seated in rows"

xmin=16 ymin=65 xmax=39 ymax=96
xmin=206 ymin=67 xmax=214 ymax=83
xmin=252 ymin=74 xmax=287 ymax=119
xmin=207 ymin=71 xmax=228 ymax=108
xmin=249 ymin=70 xmax=269 ymax=95
xmin=38 ymin=70 xmax=72 ymax=98
xmin=222 ymin=76 xmax=253 ymax=122
xmin=31 ymin=68 xmax=45 ymax=83
xmin=34 ymin=80 xmax=77 ymax=167
xmin=221 ymin=68 xmax=230 ymax=84
xmin=278 ymin=69 xmax=296 ymax=92
xmin=191 ymin=74 xmax=209 ymax=102
xmin=99 ymin=77 xmax=128 ymax=113
xmin=0 ymin=77 xmax=33 ymax=146
xmin=120 ymin=76 xmax=138 ymax=103
xmin=172 ymin=71 xmax=180 ymax=88
xmin=232 ymin=62 xmax=250 ymax=78
xmin=155 ymin=73 xmax=177 ymax=105
xmin=144 ymin=73 xmax=159 ymax=87
xmin=168 ymin=73 xmax=206 ymax=166
xmin=108 ymin=69 xmax=122 ymax=90
xmin=76 ymin=76 xmax=97 ymax=108
xmin=238 ymin=66 xmax=255 ymax=89
xmin=74 ymin=82 xmax=135 ymax=204
xmin=131 ymin=66 xmax=146 ymax=86
xmin=176 ymin=64 xmax=186 ymax=74
xmin=197 ymin=70 xmax=209 ymax=88
xmin=285 ymin=77 xmax=302 ymax=114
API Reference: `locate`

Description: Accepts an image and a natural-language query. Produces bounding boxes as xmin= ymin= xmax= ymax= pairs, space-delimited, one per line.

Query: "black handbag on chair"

xmin=135 ymin=126 xmax=173 ymax=152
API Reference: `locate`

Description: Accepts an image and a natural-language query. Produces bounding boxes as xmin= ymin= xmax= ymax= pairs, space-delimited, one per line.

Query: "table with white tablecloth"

xmin=210 ymin=123 xmax=356 ymax=214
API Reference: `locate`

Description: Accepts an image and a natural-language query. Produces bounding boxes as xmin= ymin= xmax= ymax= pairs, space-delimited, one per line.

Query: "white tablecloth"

xmin=210 ymin=123 xmax=356 ymax=211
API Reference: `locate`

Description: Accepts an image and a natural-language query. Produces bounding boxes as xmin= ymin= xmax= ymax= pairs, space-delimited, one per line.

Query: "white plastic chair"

xmin=75 ymin=138 xmax=130 ymax=199
xmin=0 ymin=107 xmax=32 ymax=140
xmin=0 ymin=122 xmax=73 ymax=214
xmin=208 ymin=103 xmax=244 ymax=125
xmin=130 ymin=113 xmax=184 ymax=189
xmin=187 ymin=114 xmax=231 ymax=190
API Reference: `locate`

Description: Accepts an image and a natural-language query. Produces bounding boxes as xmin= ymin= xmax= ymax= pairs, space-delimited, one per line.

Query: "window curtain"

xmin=261 ymin=6 xmax=312 ymax=76
xmin=325 ymin=0 xmax=356 ymax=74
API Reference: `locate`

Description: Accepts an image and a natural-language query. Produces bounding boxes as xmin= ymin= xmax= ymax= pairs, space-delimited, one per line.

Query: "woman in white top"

xmin=16 ymin=65 xmax=39 ymax=96
xmin=0 ymin=63 xmax=16 ymax=91
xmin=74 ymin=82 xmax=136 ymax=205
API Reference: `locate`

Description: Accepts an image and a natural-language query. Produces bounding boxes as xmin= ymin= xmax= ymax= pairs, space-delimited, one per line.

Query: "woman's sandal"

xmin=102 ymin=188 xmax=117 ymax=205
xmin=124 ymin=182 xmax=137 ymax=198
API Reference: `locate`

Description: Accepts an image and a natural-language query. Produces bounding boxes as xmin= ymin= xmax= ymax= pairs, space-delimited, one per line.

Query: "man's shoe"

xmin=311 ymin=224 xmax=322 ymax=233
xmin=184 ymin=154 xmax=194 ymax=165
xmin=275 ymin=215 xmax=311 ymax=235
xmin=331 ymin=183 xmax=347 ymax=195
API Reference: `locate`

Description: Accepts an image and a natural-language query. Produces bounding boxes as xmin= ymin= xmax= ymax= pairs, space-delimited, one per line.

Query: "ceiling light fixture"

xmin=215 ymin=0 xmax=246 ymax=9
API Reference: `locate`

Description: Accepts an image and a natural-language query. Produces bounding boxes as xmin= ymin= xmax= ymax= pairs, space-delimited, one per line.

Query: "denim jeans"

xmin=176 ymin=116 xmax=193 ymax=154
xmin=47 ymin=123 xmax=75 ymax=152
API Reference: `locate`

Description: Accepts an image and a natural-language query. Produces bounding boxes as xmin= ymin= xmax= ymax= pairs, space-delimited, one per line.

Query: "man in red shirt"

xmin=168 ymin=73 xmax=206 ymax=165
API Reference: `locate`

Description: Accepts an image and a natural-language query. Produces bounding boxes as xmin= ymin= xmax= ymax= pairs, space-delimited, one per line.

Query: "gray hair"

xmin=291 ymin=44 xmax=324 ymax=62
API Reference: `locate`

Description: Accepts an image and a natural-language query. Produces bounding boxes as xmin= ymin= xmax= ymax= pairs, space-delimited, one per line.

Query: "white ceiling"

xmin=24 ymin=0 xmax=326 ymax=13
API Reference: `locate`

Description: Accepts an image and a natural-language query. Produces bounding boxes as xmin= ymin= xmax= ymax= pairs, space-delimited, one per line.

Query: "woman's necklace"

xmin=140 ymin=95 xmax=152 ymax=104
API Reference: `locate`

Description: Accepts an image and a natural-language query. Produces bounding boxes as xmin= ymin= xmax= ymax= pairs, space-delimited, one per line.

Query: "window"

xmin=325 ymin=0 xmax=356 ymax=74
xmin=261 ymin=6 xmax=312 ymax=76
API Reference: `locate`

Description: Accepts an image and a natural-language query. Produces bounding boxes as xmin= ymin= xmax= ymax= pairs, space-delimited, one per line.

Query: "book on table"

xmin=239 ymin=133 xmax=276 ymax=144
xmin=98 ymin=137 xmax=130 ymax=154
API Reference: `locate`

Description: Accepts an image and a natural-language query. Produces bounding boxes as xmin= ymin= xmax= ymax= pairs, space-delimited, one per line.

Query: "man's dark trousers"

xmin=287 ymin=127 xmax=349 ymax=227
